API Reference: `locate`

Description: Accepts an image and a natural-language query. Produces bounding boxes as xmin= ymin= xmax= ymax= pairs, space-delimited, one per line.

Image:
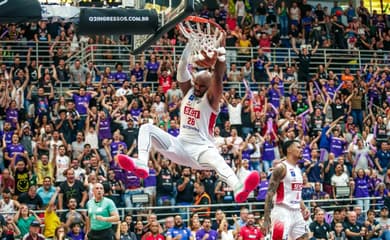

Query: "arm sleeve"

xmin=177 ymin=45 xmax=192 ymax=83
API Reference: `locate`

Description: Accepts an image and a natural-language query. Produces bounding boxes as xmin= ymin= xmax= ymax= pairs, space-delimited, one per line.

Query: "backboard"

xmin=131 ymin=0 xmax=199 ymax=54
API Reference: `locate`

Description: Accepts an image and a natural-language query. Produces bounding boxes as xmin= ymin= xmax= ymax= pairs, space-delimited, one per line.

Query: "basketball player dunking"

xmin=264 ymin=140 xmax=310 ymax=240
xmin=118 ymin=35 xmax=259 ymax=203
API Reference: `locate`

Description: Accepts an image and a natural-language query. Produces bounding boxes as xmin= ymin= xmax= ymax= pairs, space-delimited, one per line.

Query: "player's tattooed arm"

xmin=263 ymin=163 xmax=286 ymax=234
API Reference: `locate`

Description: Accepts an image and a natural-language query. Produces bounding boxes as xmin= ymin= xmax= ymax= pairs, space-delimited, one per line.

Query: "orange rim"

xmin=183 ymin=16 xmax=225 ymax=32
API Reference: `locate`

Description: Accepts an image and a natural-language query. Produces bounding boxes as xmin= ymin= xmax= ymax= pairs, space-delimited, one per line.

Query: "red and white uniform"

xmin=137 ymin=87 xmax=240 ymax=190
xmin=271 ymin=161 xmax=307 ymax=240
xmin=275 ymin=161 xmax=303 ymax=209
xmin=180 ymin=88 xmax=218 ymax=144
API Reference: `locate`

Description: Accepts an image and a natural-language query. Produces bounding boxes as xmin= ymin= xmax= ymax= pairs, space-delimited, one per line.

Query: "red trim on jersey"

xmin=276 ymin=182 xmax=284 ymax=204
xmin=272 ymin=220 xmax=285 ymax=240
xmin=208 ymin=113 xmax=217 ymax=135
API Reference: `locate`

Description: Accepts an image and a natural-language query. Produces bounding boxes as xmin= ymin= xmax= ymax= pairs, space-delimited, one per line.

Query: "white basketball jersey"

xmin=179 ymin=88 xmax=219 ymax=143
xmin=275 ymin=161 xmax=303 ymax=209
xmin=0 ymin=199 xmax=15 ymax=214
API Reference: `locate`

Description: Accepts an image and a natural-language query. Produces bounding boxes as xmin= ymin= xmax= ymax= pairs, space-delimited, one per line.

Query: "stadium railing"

xmin=0 ymin=40 xmax=389 ymax=97
xmin=0 ymin=196 xmax=383 ymax=225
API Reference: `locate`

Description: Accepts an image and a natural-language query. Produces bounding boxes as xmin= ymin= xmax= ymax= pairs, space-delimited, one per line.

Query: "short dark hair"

xmin=115 ymin=62 xmax=123 ymax=68
xmin=202 ymin=217 xmax=211 ymax=224
xmin=367 ymin=209 xmax=376 ymax=216
xmin=182 ymin=166 xmax=191 ymax=172
xmin=68 ymin=197 xmax=77 ymax=204
xmin=282 ymin=140 xmax=300 ymax=156
xmin=334 ymin=207 xmax=344 ymax=213
xmin=43 ymin=176 xmax=52 ymax=182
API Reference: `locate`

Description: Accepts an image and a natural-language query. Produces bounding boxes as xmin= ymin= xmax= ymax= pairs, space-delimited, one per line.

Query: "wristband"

xmin=216 ymin=47 xmax=226 ymax=62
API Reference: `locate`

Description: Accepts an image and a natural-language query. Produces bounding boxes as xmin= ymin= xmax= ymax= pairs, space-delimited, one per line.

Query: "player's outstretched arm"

xmin=207 ymin=58 xmax=226 ymax=111
xmin=177 ymin=44 xmax=193 ymax=96
xmin=263 ymin=163 xmax=286 ymax=234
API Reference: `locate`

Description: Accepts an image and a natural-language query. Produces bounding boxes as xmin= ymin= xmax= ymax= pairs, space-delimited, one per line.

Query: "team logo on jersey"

xmin=291 ymin=182 xmax=303 ymax=191
xmin=183 ymin=106 xmax=200 ymax=118
xmin=186 ymin=95 xmax=195 ymax=106
xmin=290 ymin=169 xmax=296 ymax=177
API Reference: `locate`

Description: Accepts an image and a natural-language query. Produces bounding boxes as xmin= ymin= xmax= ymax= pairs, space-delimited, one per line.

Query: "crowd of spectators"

xmin=0 ymin=0 xmax=389 ymax=239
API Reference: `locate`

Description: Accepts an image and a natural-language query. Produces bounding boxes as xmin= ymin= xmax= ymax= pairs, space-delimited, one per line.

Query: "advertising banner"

xmin=79 ymin=8 xmax=158 ymax=35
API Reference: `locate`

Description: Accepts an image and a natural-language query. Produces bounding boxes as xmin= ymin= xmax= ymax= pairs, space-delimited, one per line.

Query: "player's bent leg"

xmin=198 ymin=148 xmax=238 ymax=185
xmin=271 ymin=207 xmax=290 ymax=240
xmin=138 ymin=123 xmax=174 ymax=153
xmin=290 ymin=209 xmax=308 ymax=240
xmin=118 ymin=123 xmax=176 ymax=178
xmin=198 ymin=148 xmax=259 ymax=203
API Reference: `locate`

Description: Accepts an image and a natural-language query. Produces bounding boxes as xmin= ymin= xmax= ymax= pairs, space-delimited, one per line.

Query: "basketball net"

xmin=178 ymin=16 xmax=226 ymax=67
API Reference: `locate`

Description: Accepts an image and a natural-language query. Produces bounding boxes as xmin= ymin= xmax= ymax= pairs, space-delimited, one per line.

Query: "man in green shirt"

xmin=86 ymin=183 xmax=119 ymax=240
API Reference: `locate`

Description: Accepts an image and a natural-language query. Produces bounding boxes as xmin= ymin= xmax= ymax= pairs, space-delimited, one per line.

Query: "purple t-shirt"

xmin=107 ymin=73 xmax=116 ymax=82
xmin=271 ymin=78 xmax=284 ymax=96
xmin=0 ymin=130 xmax=14 ymax=146
xmin=196 ymin=229 xmax=218 ymax=240
xmin=262 ymin=141 xmax=275 ymax=161
xmin=109 ymin=161 xmax=123 ymax=181
xmin=268 ymin=89 xmax=280 ymax=108
xmin=368 ymin=177 xmax=382 ymax=194
xmin=130 ymin=108 xmax=142 ymax=121
xmin=256 ymin=180 xmax=269 ymax=201
xmin=290 ymin=93 xmax=297 ymax=103
xmin=330 ymin=136 xmax=345 ymax=158
xmin=354 ymin=176 xmax=370 ymax=198
xmin=325 ymin=84 xmax=336 ymax=100
xmin=374 ymin=189 xmax=388 ymax=206
xmin=6 ymin=109 xmax=18 ymax=128
xmin=143 ymin=169 xmax=157 ymax=188
xmin=265 ymin=110 xmax=276 ymax=120
xmin=220 ymin=104 xmax=229 ymax=114
xmin=122 ymin=171 xmax=141 ymax=189
xmin=302 ymin=144 xmax=311 ymax=162
xmin=73 ymin=94 xmax=92 ymax=115
xmin=131 ymin=68 xmax=144 ymax=82
xmin=146 ymin=62 xmax=159 ymax=74
xmin=67 ymin=231 xmax=85 ymax=240
xmin=6 ymin=143 xmax=25 ymax=162
xmin=110 ymin=141 xmax=127 ymax=157
xmin=114 ymin=71 xmax=128 ymax=83
xmin=242 ymin=148 xmax=254 ymax=160
xmin=368 ymin=85 xmax=379 ymax=99
xmin=168 ymin=128 xmax=180 ymax=137
xmin=98 ymin=117 xmax=112 ymax=140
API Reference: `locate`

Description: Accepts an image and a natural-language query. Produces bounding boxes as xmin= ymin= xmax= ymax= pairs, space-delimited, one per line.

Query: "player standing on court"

xmin=118 ymin=26 xmax=259 ymax=203
xmin=263 ymin=140 xmax=310 ymax=240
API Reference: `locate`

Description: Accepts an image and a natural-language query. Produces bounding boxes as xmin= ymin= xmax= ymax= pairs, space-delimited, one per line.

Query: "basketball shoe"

xmin=234 ymin=171 xmax=260 ymax=203
xmin=117 ymin=154 xmax=149 ymax=179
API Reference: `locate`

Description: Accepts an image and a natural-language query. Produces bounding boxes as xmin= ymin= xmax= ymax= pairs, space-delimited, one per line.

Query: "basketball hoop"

xmin=178 ymin=16 xmax=226 ymax=68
